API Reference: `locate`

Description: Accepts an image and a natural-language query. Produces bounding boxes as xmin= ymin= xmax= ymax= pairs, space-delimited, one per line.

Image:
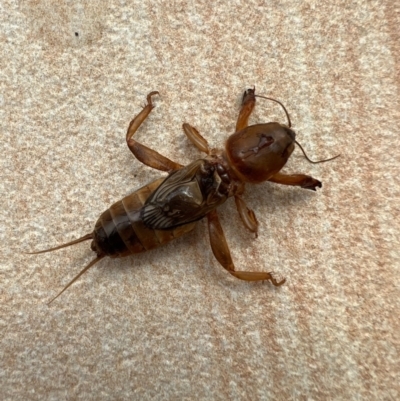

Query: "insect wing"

xmin=141 ymin=160 xmax=227 ymax=230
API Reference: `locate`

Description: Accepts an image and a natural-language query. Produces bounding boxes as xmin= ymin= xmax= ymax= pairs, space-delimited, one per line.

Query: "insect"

xmin=29 ymin=88 xmax=338 ymax=304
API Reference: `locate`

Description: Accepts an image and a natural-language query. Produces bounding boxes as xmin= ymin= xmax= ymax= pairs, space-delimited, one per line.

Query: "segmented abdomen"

xmin=91 ymin=178 xmax=196 ymax=258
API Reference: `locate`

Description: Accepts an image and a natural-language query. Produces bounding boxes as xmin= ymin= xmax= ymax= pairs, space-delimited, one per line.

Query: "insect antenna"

xmin=47 ymin=255 xmax=104 ymax=305
xmin=254 ymin=93 xmax=340 ymax=164
xmin=295 ymin=140 xmax=340 ymax=164
xmin=255 ymin=94 xmax=292 ymax=127
xmin=25 ymin=233 xmax=93 ymax=254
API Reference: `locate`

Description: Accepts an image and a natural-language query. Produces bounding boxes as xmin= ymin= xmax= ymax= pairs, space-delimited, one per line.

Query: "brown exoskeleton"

xmin=29 ymin=88 xmax=338 ymax=304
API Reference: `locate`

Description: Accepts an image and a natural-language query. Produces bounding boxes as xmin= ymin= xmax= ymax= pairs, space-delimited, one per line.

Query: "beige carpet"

xmin=1 ymin=1 xmax=399 ymax=400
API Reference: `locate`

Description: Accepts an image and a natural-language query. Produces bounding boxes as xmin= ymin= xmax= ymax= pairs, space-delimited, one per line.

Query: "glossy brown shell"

xmin=225 ymin=123 xmax=296 ymax=183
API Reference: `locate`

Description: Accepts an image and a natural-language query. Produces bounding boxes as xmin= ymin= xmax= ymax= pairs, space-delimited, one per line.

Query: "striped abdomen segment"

xmin=91 ymin=178 xmax=196 ymax=258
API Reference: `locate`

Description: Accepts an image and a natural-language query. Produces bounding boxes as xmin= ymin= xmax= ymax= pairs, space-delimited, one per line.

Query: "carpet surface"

xmin=1 ymin=1 xmax=399 ymax=400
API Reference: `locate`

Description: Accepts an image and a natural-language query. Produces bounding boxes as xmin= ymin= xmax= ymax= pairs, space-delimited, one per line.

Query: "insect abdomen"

xmin=91 ymin=178 xmax=196 ymax=258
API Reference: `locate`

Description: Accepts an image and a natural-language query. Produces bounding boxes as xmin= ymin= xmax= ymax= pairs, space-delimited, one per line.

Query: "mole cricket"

xmin=29 ymin=88 xmax=338 ymax=304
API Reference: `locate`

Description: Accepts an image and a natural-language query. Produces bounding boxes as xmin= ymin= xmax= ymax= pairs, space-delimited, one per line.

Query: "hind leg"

xmin=126 ymin=91 xmax=183 ymax=172
xmin=207 ymin=210 xmax=285 ymax=285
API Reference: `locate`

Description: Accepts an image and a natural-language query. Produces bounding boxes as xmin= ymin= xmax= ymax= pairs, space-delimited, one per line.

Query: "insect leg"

xmin=234 ymin=196 xmax=259 ymax=236
xmin=182 ymin=123 xmax=210 ymax=154
xmin=268 ymin=172 xmax=322 ymax=191
xmin=207 ymin=210 xmax=285 ymax=286
xmin=236 ymin=87 xmax=256 ymax=132
xmin=127 ymin=91 xmax=183 ymax=172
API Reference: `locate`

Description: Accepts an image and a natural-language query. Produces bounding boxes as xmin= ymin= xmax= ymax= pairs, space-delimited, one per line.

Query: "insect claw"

xmin=268 ymin=271 xmax=286 ymax=286
xmin=147 ymin=91 xmax=159 ymax=105
xmin=242 ymin=87 xmax=256 ymax=104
